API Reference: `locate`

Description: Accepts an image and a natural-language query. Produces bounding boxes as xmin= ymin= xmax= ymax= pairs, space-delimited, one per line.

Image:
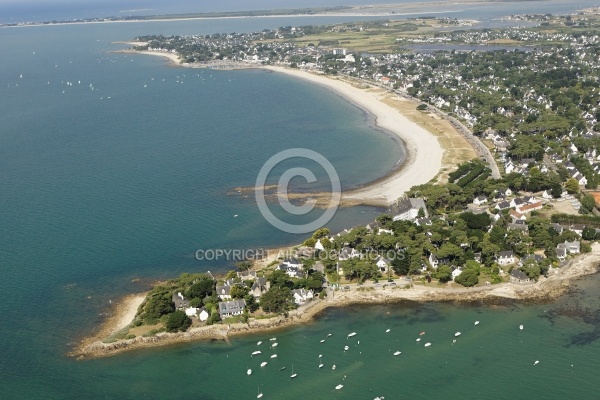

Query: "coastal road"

xmin=366 ymin=79 xmax=501 ymax=180
xmin=395 ymin=91 xmax=501 ymax=180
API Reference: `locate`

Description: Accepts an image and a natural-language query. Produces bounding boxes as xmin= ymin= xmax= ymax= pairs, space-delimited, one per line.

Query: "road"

xmin=396 ymin=91 xmax=501 ymax=180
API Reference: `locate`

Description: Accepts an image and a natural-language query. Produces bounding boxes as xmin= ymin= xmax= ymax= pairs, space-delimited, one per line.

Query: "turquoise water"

xmin=0 ymin=12 xmax=599 ymax=400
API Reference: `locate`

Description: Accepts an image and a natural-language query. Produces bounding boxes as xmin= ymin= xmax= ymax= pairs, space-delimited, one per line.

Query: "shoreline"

xmin=121 ymin=48 xmax=444 ymax=206
xmin=70 ymin=243 xmax=600 ymax=360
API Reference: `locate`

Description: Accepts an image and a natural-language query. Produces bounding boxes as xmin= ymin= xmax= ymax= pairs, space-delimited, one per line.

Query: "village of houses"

xmin=129 ymin=15 xmax=600 ymax=326
xmin=169 ymin=180 xmax=596 ymax=326
xmin=170 ymin=258 xmax=315 ymax=321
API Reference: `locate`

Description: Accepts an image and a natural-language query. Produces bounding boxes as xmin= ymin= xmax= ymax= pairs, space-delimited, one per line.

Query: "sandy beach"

xmin=123 ymin=48 xmax=445 ymax=206
xmin=262 ymin=66 xmax=444 ymax=206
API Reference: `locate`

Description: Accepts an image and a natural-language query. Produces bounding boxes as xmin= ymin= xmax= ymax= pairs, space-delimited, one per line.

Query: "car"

xmin=375 ymin=283 xmax=381 ymax=287
xmin=389 ymin=282 xmax=397 ymax=286
xmin=405 ymin=277 xmax=412 ymax=281
xmin=344 ymin=286 xmax=350 ymax=290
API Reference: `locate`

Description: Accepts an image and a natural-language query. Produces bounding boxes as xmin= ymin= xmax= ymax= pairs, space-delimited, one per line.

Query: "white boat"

xmin=271 ymin=354 xmax=278 ymax=359
xmin=318 ymin=354 xmax=322 ymax=358
xmin=332 ymin=363 xmax=336 ymax=370
xmin=393 ymin=351 xmax=401 ymax=356
xmin=318 ymin=363 xmax=324 ymax=369
xmin=534 ymin=360 xmax=539 ymax=365
xmin=520 ymin=325 xmax=524 ymax=330
xmin=344 ymin=346 xmax=349 ymax=351
xmin=347 ymin=332 xmax=357 ymax=338
xmin=260 ymin=362 xmax=268 ymax=367
xmin=386 ymin=329 xmax=391 ymax=333
xmin=335 ymin=384 xmax=344 ymax=390
xmin=257 ymin=387 xmax=263 ymax=398
xmin=455 ymin=332 xmax=461 ymax=337
xmin=416 ymin=338 xmax=421 ymax=342
xmin=474 ymin=321 xmax=480 ymax=326
xmin=257 ymin=341 xmax=262 ymax=346
xmin=270 ymin=337 xmax=277 ymax=341
xmin=271 ymin=342 xmax=278 ymax=347
xmin=320 ymin=339 xmax=325 ymax=343
xmin=424 ymin=343 xmax=431 ymax=347
xmin=290 ymin=365 xmax=297 ymax=379
xmin=247 ymin=369 xmax=252 ymax=375
xmin=252 ymin=351 xmax=261 ymax=356
xmin=327 ymin=333 xmax=332 ymax=337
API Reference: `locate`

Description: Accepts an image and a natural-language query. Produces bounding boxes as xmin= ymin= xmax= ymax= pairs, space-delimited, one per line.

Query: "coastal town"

xmin=75 ymin=10 xmax=600 ymax=357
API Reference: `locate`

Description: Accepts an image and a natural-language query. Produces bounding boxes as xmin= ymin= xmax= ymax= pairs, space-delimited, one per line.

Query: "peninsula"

xmin=73 ymin=11 xmax=600 ymax=359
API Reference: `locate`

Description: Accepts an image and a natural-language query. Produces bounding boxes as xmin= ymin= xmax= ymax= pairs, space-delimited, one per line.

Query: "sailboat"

xmin=257 ymin=387 xmax=263 ymax=398
xmin=290 ymin=364 xmax=297 ymax=378
xmin=332 ymin=362 xmax=336 ymax=370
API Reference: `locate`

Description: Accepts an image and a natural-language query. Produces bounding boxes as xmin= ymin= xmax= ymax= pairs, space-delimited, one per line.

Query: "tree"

xmin=436 ymin=265 xmax=453 ymax=283
xmin=230 ymin=285 xmax=249 ymax=299
xmin=260 ymin=286 xmax=294 ymax=313
xmin=244 ymin=294 xmax=259 ymax=313
xmin=166 ymin=310 xmax=192 ymax=332
xmin=235 ymin=261 xmax=252 ymax=271
xmin=580 ymin=194 xmax=597 ymax=214
xmin=551 ymin=183 xmax=562 ymax=198
xmin=206 ymin=311 xmax=221 ymax=325
xmin=521 ymin=260 xmax=541 ymax=280
xmin=143 ymin=293 xmax=175 ymax=324
xmin=454 ymin=269 xmax=479 ymax=287
xmin=582 ymin=226 xmax=596 ymax=241
xmin=186 ymin=276 xmax=216 ymax=300
xmin=459 ymin=212 xmax=491 ymax=230
xmin=565 ymin=178 xmax=580 ymax=194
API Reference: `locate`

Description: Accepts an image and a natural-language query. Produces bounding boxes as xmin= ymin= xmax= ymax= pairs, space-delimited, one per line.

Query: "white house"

xmin=314 ymin=239 xmax=325 ymax=251
xmin=198 ymin=308 xmax=209 ymax=322
xmin=185 ymin=307 xmax=199 ymax=317
xmin=509 ymin=269 xmax=531 ymax=284
xmin=392 ymin=198 xmax=428 ymax=221
xmin=473 ymin=196 xmax=488 ymax=206
xmin=557 ymin=240 xmax=581 ymax=256
xmin=216 ymin=285 xmax=232 ymax=301
xmin=291 ymin=289 xmax=314 ymax=305
xmin=376 ymin=257 xmax=391 ymax=272
xmin=451 ymin=268 xmax=463 ymax=280
xmin=497 ymin=251 xmax=516 ymax=266
xmin=218 ymin=299 xmax=246 ymax=318
xmin=338 ymin=247 xmax=360 ymax=261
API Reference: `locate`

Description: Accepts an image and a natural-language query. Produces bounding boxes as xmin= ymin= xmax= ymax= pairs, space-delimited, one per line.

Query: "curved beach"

xmin=262 ymin=66 xmax=443 ymax=205
xmin=122 ymin=48 xmax=445 ymax=206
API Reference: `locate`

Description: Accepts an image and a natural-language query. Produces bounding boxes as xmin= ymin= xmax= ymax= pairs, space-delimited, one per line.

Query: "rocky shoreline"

xmin=70 ymin=243 xmax=599 ymax=360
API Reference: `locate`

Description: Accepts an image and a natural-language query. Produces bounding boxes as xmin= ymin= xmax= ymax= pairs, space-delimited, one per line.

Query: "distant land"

xmin=0 ymin=6 xmax=353 ymax=27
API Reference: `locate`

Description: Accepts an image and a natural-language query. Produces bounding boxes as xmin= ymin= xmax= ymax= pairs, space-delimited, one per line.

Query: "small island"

xmin=72 ymin=10 xmax=600 ymax=359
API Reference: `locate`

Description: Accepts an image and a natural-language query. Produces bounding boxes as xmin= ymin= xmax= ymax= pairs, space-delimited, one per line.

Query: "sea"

xmin=1 ymin=2 xmax=599 ymax=399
